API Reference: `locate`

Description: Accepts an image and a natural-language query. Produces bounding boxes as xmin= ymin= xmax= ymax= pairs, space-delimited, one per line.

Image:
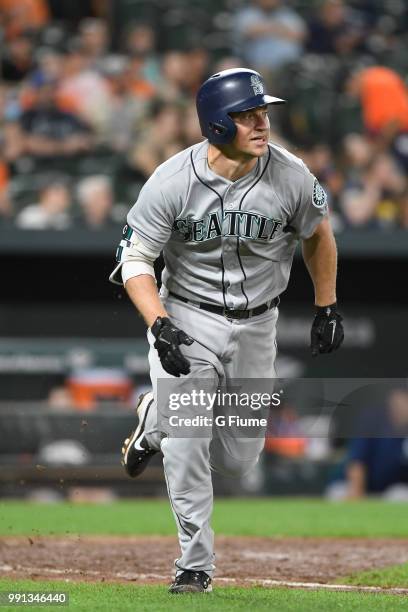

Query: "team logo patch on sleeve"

xmin=312 ymin=178 xmax=327 ymax=209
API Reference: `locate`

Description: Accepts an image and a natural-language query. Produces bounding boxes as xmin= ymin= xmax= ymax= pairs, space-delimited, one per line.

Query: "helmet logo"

xmin=250 ymin=74 xmax=264 ymax=95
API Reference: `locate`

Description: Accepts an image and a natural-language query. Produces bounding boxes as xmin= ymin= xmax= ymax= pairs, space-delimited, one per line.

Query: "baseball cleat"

xmin=169 ymin=570 xmax=212 ymax=594
xmin=121 ymin=392 xmax=157 ymax=478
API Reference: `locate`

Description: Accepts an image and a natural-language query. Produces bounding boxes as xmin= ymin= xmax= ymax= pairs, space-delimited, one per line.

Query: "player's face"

xmin=229 ymin=106 xmax=270 ymax=157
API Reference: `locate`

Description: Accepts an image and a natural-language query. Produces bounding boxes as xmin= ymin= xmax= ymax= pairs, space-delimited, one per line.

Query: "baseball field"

xmin=1 ymin=498 xmax=408 ymax=610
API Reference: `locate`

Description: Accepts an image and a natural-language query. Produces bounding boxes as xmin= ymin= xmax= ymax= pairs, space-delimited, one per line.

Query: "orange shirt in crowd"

xmin=360 ymin=67 xmax=408 ymax=133
xmin=0 ymin=162 xmax=9 ymax=193
xmin=0 ymin=0 xmax=49 ymax=38
xmin=129 ymin=79 xmax=156 ymax=100
xmin=19 ymin=87 xmax=78 ymax=114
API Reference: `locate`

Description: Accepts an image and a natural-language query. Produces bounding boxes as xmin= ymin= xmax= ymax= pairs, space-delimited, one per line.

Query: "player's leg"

xmin=231 ymin=305 xmax=279 ymax=379
xmin=152 ymin=345 xmax=219 ymax=580
xmin=121 ymin=339 xmax=175 ymax=478
xmin=149 ymin=299 xmax=229 ymax=583
xmin=210 ymin=306 xmax=279 ymax=478
xmin=210 ymin=429 xmax=265 ymax=478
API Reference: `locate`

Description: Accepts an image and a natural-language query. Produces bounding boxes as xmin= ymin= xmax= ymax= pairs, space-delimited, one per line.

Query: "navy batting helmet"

xmin=196 ymin=68 xmax=285 ymax=145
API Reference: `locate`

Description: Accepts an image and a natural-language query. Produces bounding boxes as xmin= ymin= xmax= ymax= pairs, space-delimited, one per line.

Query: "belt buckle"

xmin=223 ymin=307 xmax=235 ymax=319
xmin=224 ymin=308 xmax=249 ymax=320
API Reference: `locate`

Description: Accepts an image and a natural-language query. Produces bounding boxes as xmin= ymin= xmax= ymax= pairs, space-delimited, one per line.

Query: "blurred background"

xmin=1 ymin=0 xmax=408 ymax=502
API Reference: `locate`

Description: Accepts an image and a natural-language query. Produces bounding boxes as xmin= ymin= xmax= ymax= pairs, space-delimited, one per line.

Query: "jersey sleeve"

xmin=127 ymin=170 xmax=177 ymax=249
xmin=109 ymin=170 xmax=177 ymax=285
xmin=290 ymin=168 xmax=328 ymax=239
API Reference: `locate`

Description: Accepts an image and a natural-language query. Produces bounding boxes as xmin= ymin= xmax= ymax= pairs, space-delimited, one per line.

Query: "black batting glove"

xmin=151 ymin=316 xmax=194 ymax=377
xmin=311 ymin=303 xmax=344 ymax=357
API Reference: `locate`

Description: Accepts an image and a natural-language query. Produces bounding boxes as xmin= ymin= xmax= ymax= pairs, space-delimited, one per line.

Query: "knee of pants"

xmin=162 ymin=437 xmax=212 ymax=492
xmin=209 ymin=436 xmax=264 ymax=478
xmin=210 ymin=454 xmax=260 ymax=479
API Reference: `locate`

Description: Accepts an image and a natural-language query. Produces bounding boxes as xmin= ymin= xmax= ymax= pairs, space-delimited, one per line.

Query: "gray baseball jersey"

xmin=112 ymin=140 xmax=327 ymax=308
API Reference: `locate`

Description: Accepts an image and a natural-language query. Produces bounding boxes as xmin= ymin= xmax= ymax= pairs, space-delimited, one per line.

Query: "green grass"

xmin=0 ymin=579 xmax=406 ymax=612
xmin=2 ymin=500 xmax=408 ymax=608
xmin=340 ymin=563 xmax=408 ymax=588
xmin=1 ymin=498 xmax=408 ymax=537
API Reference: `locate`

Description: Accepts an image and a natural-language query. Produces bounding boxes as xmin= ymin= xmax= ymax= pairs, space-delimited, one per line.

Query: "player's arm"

xmin=290 ymin=169 xmax=344 ymax=356
xmin=301 ymin=217 xmax=337 ymax=307
xmin=124 ymin=266 xmax=193 ymax=377
xmin=301 ymin=218 xmax=344 ymax=356
xmin=124 ymin=273 xmax=167 ymax=328
xmin=109 ymin=172 xmax=194 ymax=376
xmin=123 ymin=271 xmax=193 ymax=378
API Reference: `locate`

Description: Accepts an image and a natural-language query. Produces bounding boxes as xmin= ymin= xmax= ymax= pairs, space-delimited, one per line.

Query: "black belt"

xmin=169 ymin=292 xmax=279 ymax=320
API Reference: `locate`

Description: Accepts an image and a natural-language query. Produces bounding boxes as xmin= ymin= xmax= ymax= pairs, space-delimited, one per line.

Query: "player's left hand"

xmin=310 ymin=303 xmax=344 ymax=357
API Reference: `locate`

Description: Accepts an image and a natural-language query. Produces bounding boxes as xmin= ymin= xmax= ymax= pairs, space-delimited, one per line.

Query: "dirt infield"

xmin=2 ymin=535 xmax=408 ymax=588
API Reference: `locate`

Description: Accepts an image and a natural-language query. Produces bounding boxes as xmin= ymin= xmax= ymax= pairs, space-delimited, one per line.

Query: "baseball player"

xmin=109 ymin=68 xmax=344 ymax=593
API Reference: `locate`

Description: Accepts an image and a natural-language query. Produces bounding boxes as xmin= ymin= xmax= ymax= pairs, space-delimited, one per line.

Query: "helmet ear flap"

xmin=209 ymin=122 xmax=228 ymax=136
xmin=207 ymin=116 xmax=237 ymax=144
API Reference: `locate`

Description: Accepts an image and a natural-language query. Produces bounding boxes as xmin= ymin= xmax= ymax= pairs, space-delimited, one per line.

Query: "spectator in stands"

xmin=18 ymin=78 xmax=94 ymax=158
xmin=0 ymin=153 xmax=12 ymax=224
xmin=183 ymin=101 xmax=203 ymax=147
xmin=128 ymin=101 xmax=184 ymax=179
xmin=328 ymin=388 xmax=408 ymax=500
xmin=29 ymin=48 xmax=64 ymax=88
xmin=101 ymin=55 xmax=150 ymax=151
xmin=126 ymin=53 xmax=157 ymax=101
xmin=184 ymin=47 xmax=210 ymax=95
xmin=57 ymin=40 xmax=112 ymax=139
xmin=340 ymin=152 xmax=406 ymax=227
xmin=346 ymin=66 xmax=408 ymax=171
xmin=0 ymin=83 xmax=23 ymax=163
xmin=123 ymin=22 xmax=161 ymax=86
xmin=78 ymin=18 xmax=110 ymax=68
xmin=158 ymin=51 xmax=193 ymax=102
xmin=213 ymin=57 xmax=243 ymax=73
xmin=0 ymin=32 xmax=35 ymax=83
xmin=0 ymin=0 xmax=49 ymax=40
xmin=397 ymin=189 xmax=408 ymax=229
xmin=2 ymin=120 xmax=26 ymax=164
xmin=0 ymin=93 xmax=11 ymax=182
xmin=16 ymin=176 xmax=72 ymax=230
xmin=19 ymin=48 xmax=64 ymax=113
xmin=76 ymin=175 xmax=116 ymax=229
xmin=342 ymin=133 xmax=374 ymax=178
xmin=232 ymin=0 xmax=306 ymax=76
xmin=307 ymin=0 xmax=365 ymax=57
xmin=0 ymin=0 xmax=407 ymax=237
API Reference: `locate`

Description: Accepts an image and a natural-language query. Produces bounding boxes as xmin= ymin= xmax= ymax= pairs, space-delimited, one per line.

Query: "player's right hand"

xmin=151 ymin=316 xmax=194 ymax=377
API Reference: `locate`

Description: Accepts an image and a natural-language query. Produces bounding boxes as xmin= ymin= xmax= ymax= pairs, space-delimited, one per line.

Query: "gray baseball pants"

xmin=143 ymin=294 xmax=278 ymax=577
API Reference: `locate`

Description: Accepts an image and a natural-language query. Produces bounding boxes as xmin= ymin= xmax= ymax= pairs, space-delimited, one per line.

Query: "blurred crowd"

xmin=0 ymin=0 xmax=408 ymax=231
